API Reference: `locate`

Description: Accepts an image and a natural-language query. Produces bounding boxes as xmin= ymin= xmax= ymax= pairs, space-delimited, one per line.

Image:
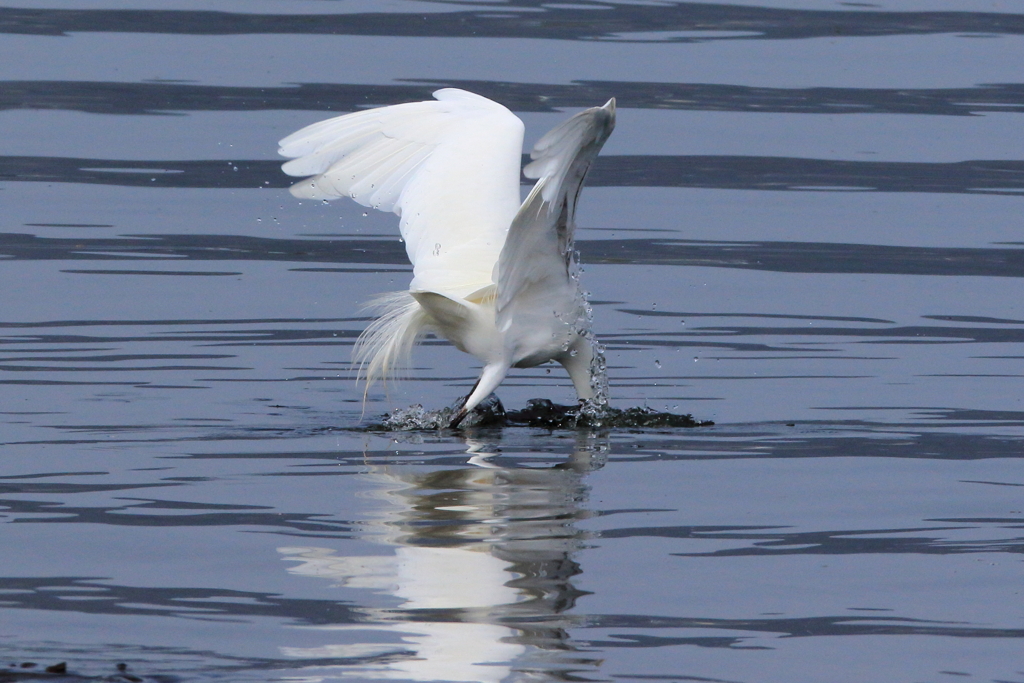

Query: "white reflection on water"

xmin=278 ymin=435 xmax=608 ymax=681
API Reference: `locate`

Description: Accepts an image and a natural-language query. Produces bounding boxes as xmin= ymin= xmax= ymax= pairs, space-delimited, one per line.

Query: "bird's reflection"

xmin=279 ymin=432 xmax=607 ymax=682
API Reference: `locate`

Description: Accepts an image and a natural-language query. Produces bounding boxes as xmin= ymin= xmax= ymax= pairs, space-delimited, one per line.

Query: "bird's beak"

xmin=448 ymin=407 xmax=468 ymax=429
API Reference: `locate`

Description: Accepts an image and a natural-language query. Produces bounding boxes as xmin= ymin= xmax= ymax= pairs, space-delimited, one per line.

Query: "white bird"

xmin=279 ymin=89 xmax=615 ymax=426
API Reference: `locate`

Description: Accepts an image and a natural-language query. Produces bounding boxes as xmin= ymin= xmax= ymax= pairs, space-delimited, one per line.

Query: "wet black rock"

xmin=372 ymin=397 xmax=712 ymax=431
xmin=508 ymin=399 xmax=713 ymax=429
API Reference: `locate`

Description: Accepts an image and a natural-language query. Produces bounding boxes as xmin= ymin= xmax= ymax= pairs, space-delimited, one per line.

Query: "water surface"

xmin=2 ymin=1 xmax=1024 ymax=681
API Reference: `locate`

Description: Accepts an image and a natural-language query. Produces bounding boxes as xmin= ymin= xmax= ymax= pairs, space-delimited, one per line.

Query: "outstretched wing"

xmin=495 ymin=99 xmax=616 ymax=323
xmin=279 ymin=89 xmax=525 ymax=297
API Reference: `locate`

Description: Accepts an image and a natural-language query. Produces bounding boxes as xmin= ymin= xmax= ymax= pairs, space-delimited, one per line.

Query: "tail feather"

xmin=353 ymin=291 xmax=430 ymax=396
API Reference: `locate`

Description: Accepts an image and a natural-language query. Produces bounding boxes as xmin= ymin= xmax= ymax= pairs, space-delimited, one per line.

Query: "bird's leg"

xmin=558 ymin=335 xmax=596 ymax=401
xmin=449 ymin=363 xmax=510 ymax=428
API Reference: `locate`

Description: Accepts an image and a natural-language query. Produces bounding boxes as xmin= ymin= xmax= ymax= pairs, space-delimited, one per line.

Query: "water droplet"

xmin=322 ymin=200 xmax=329 ymax=205
xmin=654 ymin=360 xmax=661 ymax=369
xmin=362 ymin=212 xmax=368 ymax=217
xmin=432 ymin=243 xmax=441 ymax=256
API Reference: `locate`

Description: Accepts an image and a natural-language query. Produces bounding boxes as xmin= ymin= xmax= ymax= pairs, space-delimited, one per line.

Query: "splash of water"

xmin=568 ymin=254 xmax=610 ymax=425
xmin=380 ymin=394 xmax=507 ymax=430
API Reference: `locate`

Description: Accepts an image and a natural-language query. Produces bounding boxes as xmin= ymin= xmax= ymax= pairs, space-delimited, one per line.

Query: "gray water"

xmin=3 ymin=1 xmax=1024 ymax=681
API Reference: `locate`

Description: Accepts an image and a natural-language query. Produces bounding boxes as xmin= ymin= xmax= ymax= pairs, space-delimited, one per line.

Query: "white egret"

xmin=279 ymin=89 xmax=615 ymax=426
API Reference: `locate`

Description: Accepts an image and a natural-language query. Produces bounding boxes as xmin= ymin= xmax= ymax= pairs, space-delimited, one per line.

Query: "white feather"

xmin=352 ymin=291 xmax=429 ymax=394
xmin=281 ymin=89 xmax=524 ymax=298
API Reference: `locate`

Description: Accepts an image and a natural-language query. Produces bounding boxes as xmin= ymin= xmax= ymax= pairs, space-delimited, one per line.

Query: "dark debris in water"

xmin=1 ymin=663 xmax=66 ymax=681
xmin=370 ymin=397 xmax=713 ymax=432
xmin=0 ymin=662 xmax=163 ymax=683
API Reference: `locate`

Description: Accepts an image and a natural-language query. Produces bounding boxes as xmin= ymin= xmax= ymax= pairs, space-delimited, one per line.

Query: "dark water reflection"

xmin=6 ymin=155 xmax=1024 ymax=194
xmin=6 ymin=231 xmax=1024 ymax=277
xmin=7 ymin=80 xmax=1024 ymax=116
xmin=3 ymin=3 xmax=1024 ymax=41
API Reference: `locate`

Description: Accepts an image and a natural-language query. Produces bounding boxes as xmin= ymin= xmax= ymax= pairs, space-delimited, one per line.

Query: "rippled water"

xmin=3 ymin=1 xmax=1024 ymax=681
